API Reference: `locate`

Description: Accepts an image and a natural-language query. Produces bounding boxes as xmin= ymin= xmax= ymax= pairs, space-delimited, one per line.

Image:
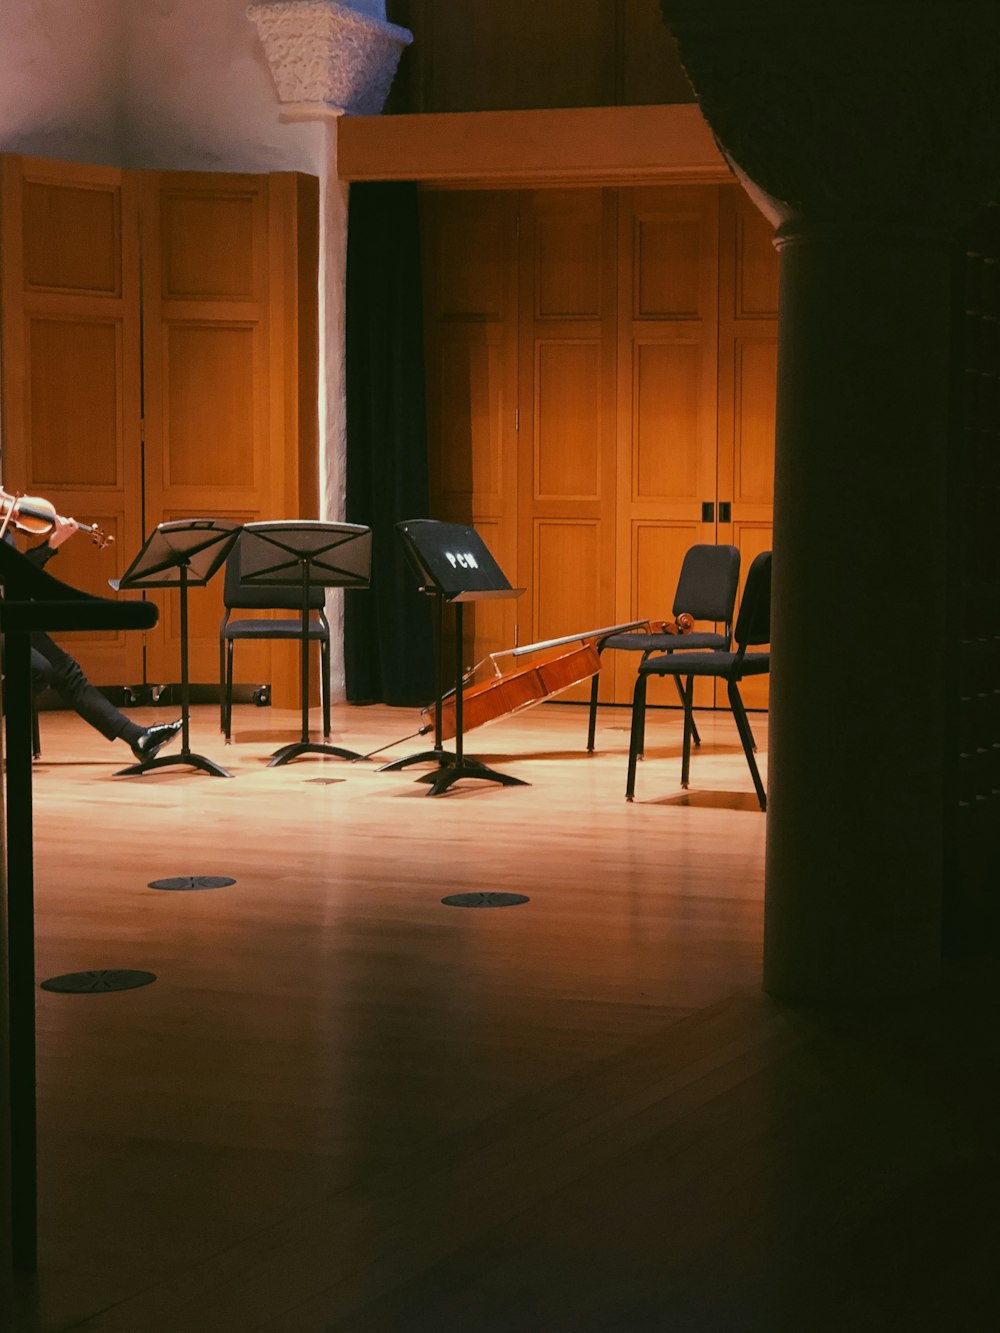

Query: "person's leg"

xmin=30 ymin=634 xmax=180 ymax=758
xmin=31 ymin=635 xmax=139 ymax=743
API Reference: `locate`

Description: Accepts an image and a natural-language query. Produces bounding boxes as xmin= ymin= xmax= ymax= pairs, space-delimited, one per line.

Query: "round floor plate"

xmin=148 ymin=875 xmax=236 ymax=891
xmin=40 ymin=969 xmax=156 ymax=994
xmin=441 ymin=891 xmax=530 ymax=908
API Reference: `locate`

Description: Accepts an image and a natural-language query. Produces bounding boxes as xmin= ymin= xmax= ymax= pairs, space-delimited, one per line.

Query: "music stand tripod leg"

xmin=115 ymin=562 xmax=233 ymax=777
xmin=418 ymin=603 xmax=528 ymax=795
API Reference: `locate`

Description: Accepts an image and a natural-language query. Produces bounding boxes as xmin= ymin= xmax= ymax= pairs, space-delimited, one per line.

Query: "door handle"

xmin=718 ymin=501 xmax=732 ymax=523
xmin=701 ymin=501 xmax=714 ymax=523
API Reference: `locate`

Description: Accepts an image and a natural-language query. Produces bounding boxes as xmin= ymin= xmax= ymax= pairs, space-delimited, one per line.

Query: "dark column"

xmin=661 ymin=2 xmax=1000 ymax=1001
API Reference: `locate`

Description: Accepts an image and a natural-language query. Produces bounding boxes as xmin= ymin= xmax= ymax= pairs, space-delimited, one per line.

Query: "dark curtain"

xmin=344 ymin=181 xmax=435 ymax=706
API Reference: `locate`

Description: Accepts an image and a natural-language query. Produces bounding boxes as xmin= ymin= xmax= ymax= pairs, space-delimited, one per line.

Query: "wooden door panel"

xmin=159 ymin=322 xmax=263 ymax=490
xmin=533 ymin=340 xmax=603 ymax=500
xmin=729 ymin=336 xmax=777 ymax=508
xmin=421 ymin=190 xmax=519 ymax=671
xmin=21 ymin=176 xmax=122 ymax=295
xmin=519 ymin=188 xmax=617 ymax=672
xmin=633 ymin=214 xmax=709 ymax=319
xmin=533 ymin=518 xmax=603 ymax=702
xmin=141 ymin=171 xmax=316 ymax=700
xmin=0 ymin=155 xmax=144 ymax=686
xmin=26 ymin=315 xmax=122 ymax=485
xmin=632 ymin=339 xmax=703 ymax=500
xmin=434 ymin=335 xmax=507 ymax=506
xmin=534 ymin=202 xmax=604 ymax=318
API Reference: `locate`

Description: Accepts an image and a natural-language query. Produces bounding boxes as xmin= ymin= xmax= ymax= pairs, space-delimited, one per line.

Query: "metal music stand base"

xmin=415 ymin=757 xmax=527 ymax=797
xmin=115 ymin=750 xmax=233 ymax=779
xmin=268 ymin=740 xmax=364 ymax=767
xmin=378 ymin=590 xmax=527 ymax=796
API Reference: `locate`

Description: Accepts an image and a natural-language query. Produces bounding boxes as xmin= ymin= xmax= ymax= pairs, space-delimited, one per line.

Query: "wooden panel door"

xmin=518 ymin=188 xmax=619 ymax=699
xmin=420 ymin=190 xmax=519 ymax=676
xmin=0 ymin=155 xmax=145 ymax=685
xmin=140 ymin=171 xmax=318 ymax=702
xmin=614 ymin=184 xmax=720 ymax=707
xmin=717 ymin=185 xmax=777 ymax=708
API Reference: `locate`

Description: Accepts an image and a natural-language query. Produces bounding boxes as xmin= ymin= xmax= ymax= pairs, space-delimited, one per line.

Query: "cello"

xmin=427 ymin=615 xmax=695 ymax=742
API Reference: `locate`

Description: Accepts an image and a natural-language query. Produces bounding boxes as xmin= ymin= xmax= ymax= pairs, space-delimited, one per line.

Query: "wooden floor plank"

xmin=11 ymin=698 xmax=767 ymax=1330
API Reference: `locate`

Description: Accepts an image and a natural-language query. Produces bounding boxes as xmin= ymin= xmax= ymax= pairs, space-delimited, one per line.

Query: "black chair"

xmin=626 ymin=550 xmax=771 ymax=810
xmin=587 ymin=543 xmax=741 ymax=752
xmin=218 ymin=532 xmax=331 ymax=742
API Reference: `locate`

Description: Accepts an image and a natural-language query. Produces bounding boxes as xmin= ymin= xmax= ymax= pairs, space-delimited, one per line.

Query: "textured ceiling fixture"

xmin=248 ymin=0 xmax=413 ymax=115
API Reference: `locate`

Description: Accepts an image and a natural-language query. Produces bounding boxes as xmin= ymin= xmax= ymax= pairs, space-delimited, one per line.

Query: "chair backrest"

xmin=223 ymin=532 xmax=326 ymax=612
xmin=672 ymin=544 xmax=741 ymax=624
xmin=733 ymin=551 xmax=772 ymax=649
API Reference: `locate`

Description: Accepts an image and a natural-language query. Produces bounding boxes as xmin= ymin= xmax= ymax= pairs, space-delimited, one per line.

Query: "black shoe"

xmin=131 ymin=719 xmax=183 ymax=763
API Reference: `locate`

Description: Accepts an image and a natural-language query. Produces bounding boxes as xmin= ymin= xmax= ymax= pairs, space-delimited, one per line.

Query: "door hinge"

xmin=515 ymin=408 xmax=520 ymax=431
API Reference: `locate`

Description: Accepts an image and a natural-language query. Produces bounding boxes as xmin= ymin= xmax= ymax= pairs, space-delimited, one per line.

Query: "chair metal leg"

xmin=586 ymin=668 xmax=601 ymax=753
xmin=219 ymin=637 xmax=226 ymax=733
xmin=321 ymin=637 xmax=331 ymax=740
xmin=728 ymin=680 xmax=766 ymax=810
xmin=224 ymin=641 xmax=234 ymax=742
xmin=672 ymin=673 xmax=701 ymax=747
xmin=31 ymin=701 xmax=40 ymax=760
xmin=625 ymin=674 xmax=647 ymax=801
xmin=680 ymin=675 xmax=695 ymax=788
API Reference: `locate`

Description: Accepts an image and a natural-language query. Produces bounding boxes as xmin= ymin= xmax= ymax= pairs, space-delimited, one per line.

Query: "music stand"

xmin=380 ymin=519 xmax=528 ymax=797
xmin=236 ymin=521 xmax=371 ymax=766
xmin=111 ymin=519 xmax=241 ymax=777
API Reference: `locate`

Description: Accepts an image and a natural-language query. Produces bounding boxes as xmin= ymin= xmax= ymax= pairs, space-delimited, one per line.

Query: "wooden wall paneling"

xmin=717 ymin=185 xmax=777 ymax=709
xmin=388 ymin=1 xmax=695 ymax=114
xmin=398 ymin=0 xmax=618 ymax=113
xmin=614 ymin=185 xmax=720 ymax=708
xmin=0 ymin=155 xmax=144 ymax=685
xmin=420 ymin=190 xmax=519 ymax=674
xmin=140 ymin=172 xmax=315 ymax=703
xmin=518 ymin=188 xmax=618 ymax=700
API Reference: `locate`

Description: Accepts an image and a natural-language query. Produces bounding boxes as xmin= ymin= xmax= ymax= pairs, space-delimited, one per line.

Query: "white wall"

xmin=121 ymin=0 xmax=324 ymax=175
xmin=0 ymin=0 xmax=124 ymax=164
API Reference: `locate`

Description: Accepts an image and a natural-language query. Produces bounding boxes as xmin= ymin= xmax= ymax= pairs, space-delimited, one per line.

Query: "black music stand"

xmin=0 ymin=540 xmax=158 ymax=1271
xmin=380 ymin=519 xmax=528 ymax=797
xmin=111 ymin=519 xmax=241 ymax=778
xmin=237 ymin=521 xmax=371 ymax=766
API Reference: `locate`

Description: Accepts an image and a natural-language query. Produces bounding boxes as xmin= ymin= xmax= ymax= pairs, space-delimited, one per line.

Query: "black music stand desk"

xmin=111 ymin=519 xmax=240 ymax=777
xmin=237 ymin=521 xmax=371 ymax=766
xmin=382 ymin=519 xmax=527 ymax=797
xmin=0 ymin=540 xmax=158 ymax=1271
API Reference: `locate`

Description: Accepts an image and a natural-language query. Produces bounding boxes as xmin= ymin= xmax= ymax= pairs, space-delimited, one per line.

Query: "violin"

xmin=0 ymin=487 xmax=113 ymax=549
xmin=428 ymin=618 xmax=685 ymax=742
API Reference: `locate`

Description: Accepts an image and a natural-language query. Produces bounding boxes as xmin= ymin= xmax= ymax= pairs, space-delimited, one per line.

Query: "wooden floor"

xmin=7 ymin=701 xmax=1000 ymax=1331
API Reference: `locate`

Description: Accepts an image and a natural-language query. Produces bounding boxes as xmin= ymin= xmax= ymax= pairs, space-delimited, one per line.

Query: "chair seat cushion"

xmin=602 ymin=631 xmax=728 ymax=652
xmin=223 ymin=618 xmax=328 ymax=641
xmin=639 ymin=649 xmax=770 ymax=679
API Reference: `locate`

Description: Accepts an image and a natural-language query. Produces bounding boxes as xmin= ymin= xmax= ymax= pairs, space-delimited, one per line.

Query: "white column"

xmin=248 ymin=0 xmax=412 ymax=698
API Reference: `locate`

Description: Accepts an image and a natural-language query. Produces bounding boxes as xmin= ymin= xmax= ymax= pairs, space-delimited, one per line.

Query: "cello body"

xmin=424 ymin=614 xmax=697 ymax=742
xmin=431 ymin=639 xmax=601 ymax=742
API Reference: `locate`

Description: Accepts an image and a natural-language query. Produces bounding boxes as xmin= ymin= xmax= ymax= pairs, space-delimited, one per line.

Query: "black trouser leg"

xmin=30 ymin=634 xmax=131 ymax=742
